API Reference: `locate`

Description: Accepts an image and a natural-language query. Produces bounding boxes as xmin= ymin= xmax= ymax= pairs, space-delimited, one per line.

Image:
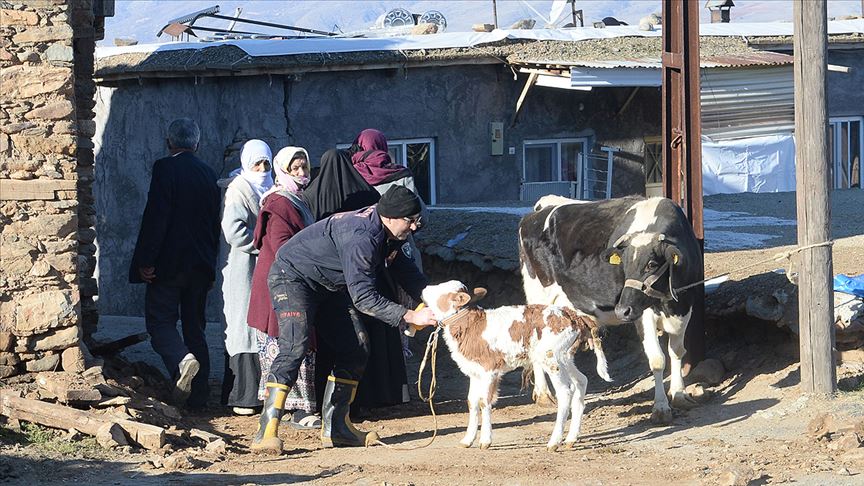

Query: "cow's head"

xmin=602 ymin=232 xmax=683 ymax=322
xmin=421 ymin=280 xmax=488 ymax=321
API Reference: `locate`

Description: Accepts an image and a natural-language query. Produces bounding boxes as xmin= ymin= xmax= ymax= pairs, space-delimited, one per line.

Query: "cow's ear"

xmin=602 ymin=248 xmax=622 ymax=266
xmin=665 ymin=245 xmax=682 ymax=266
xmin=453 ymin=291 xmax=472 ymax=308
xmin=470 ymin=287 xmax=488 ymax=303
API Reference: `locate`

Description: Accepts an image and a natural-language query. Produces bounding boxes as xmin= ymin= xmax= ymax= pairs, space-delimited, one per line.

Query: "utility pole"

xmin=661 ymin=0 xmax=705 ymax=370
xmin=492 ymin=0 xmax=499 ymax=29
xmin=793 ymin=0 xmax=836 ymax=394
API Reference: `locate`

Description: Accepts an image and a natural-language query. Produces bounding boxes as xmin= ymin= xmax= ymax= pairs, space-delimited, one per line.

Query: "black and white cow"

xmin=518 ymin=195 xmax=702 ymax=424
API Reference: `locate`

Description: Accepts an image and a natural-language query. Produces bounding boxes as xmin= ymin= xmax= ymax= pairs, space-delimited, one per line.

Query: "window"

xmin=829 ymin=117 xmax=863 ymax=189
xmin=337 ymin=138 xmax=437 ymax=204
xmin=522 ymin=138 xmax=588 ymax=183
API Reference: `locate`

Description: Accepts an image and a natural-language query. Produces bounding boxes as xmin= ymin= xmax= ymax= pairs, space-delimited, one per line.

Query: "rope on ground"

xmin=371 ymin=326 xmax=442 ymax=450
xmin=675 ymin=240 xmax=834 ymax=293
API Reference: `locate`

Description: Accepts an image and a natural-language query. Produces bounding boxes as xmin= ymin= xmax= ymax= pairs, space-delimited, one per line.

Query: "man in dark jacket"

xmin=129 ymin=118 xmax=221 ymax=408
xmin=250 ymin=185 xmax=436 ymax=454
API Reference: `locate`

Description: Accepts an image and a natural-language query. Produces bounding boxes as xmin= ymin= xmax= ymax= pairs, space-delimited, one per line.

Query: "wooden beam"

xmin=617 ymin=87 xmax=640 ymax=116
xmin=510 ymin=71 xmax=538 ymax=127
xmin=0 ymin=390 xmax=165 ymax=450
xmin=0 ymin=179 xmax=77 ymax=201
xmin=793 ymin=0 xmax=836 ymax=394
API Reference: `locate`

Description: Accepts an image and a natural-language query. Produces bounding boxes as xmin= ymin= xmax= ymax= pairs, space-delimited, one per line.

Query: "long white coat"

xmin=220 ymin=176 xmax=260 ymax=356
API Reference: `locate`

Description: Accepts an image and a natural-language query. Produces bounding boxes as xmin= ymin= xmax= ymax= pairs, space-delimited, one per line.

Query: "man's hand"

xmin=403 ymin=307 xmax=437 ymax=328
xmin=138 ymin=267 xmax=156 ymax=283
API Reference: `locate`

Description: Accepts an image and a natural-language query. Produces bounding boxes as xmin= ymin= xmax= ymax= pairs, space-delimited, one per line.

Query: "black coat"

xmin=273 ymin=206 xmax=426 ymax=327
xmin=129 ymin=151 xmax=221 ymax=285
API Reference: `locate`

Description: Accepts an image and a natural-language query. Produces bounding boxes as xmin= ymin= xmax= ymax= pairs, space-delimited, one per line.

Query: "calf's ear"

xmin=602 ymin=247 xmax=623 ymax=266
xmin=454 ymin=292 xmax=472 ymax=308
xmin=470 ymin=287 xmax=488 ymax=303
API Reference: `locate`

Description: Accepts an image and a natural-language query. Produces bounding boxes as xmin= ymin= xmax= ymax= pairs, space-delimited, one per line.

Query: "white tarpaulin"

xmin=96 ymin=19 xmax=864 ymax=59
xmin=702 ymin=133 xmax=796 ymax=195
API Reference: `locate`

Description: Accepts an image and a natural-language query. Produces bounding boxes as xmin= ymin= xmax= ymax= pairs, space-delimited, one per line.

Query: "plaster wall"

xmin=827 ymin=49 xmax=864 ymax=119
xmin=93 ymin=65 xmax=656 ymax=318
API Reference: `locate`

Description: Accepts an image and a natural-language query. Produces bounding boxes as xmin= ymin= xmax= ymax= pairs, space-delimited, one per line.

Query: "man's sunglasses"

xmin=402 ymin=215 xmax=423 ymax=228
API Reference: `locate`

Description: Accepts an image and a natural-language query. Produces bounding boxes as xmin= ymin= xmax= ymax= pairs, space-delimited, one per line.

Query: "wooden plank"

xmin=0 ymin=390 xmax=165 ymax=450
xmin=0 ymin=179 xmax=77 ymax=201
xmin=793 ymin=0 xmax=836 ymax=393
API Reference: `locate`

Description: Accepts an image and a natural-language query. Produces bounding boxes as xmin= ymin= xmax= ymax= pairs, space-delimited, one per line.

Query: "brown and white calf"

xmin=421 ymin=280 xmax=611 ymax=451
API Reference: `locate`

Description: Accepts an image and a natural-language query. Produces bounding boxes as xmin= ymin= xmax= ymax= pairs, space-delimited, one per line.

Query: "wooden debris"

xmin=89 ymin=332 xmax=149 ymax=356
xmin=36 ymin=372 xmax=102 ymax=403
xmin=0 ymin=390 xmax=165 ymax=450
xmin=94 ymin=396 xmax=132 ymax=407
xmin=96 ymin=422 xmax=129 ymax=448
xmin=189 ymin=428 xmax=220 ymax=444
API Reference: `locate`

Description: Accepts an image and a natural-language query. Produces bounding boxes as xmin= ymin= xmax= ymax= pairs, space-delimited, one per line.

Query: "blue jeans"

xmin=144 ymin=279 xmax=211 ymax=407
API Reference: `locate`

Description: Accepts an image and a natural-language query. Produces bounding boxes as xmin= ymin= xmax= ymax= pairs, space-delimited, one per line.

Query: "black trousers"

xmin=267 ymin=265 xmax=370 ymax=387
xmin=144 ymin=278 xmax=211 ymax=407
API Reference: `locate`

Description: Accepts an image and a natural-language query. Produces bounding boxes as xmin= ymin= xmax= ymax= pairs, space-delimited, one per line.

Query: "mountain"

xmin=102 ymin=0 xmax=862 ymax=46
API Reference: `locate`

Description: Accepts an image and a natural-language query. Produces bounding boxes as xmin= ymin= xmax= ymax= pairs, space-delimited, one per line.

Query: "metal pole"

xmin=492 ymin=0 xmax=499 ymax=29
xmin=793 ymin=0 xmax=836 ymax=394
xmin=661 ymin=0 xmax=705 ymax=369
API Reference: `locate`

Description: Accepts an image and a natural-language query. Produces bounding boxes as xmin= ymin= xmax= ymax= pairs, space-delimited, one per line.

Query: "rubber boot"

xmin=250 ymin=380 xmax=290 ymax=454
xmin=320 ymin=371 xmax=379 ymax=448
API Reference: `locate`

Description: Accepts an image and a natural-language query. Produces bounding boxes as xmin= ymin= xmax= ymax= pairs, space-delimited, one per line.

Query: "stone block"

xmin=0 ymin=133 xmax=8 ymax=155
xmin=13 ymin=289 xmax=79 ymax=336
xmin=7 ymin=212 xmax=77 ymax=238
xmin=43 ymin=251 xmax=76 ymax=274
xmin=17 ymin=50 xmax=40 ymax=63
xmin=10 ymin=132 xmax=76 ymax=155
xmin=45 ymin=43 xmax=74 ymax=62
xmin=0 ymin=238 xmax=38 ymax=276
xmin=0 ymin=332 xmax=14 ymax=351
xmin=29 ymin=260 xmax=53 ymax=277
xmin=13 ymin=25 xmax=74 ymax=44
xmin=76 ymin=119 xmax=95 ymax=137
xmin=25 ymin=352 xmax=60 ymax=372
xmin=0 ymin=122 xmax=37 ymax=134
xmin=28 ymin=325 xmax=79 ymax=352
xmin=61 ymin=344 xmax=86 ymax=372
xmin=0 ymin=65 xmax=71 ymax=98
xmin=0 ymin=9 xmax=40 ymax=26
xmin=0 ymin=352 xmax=19 ymax=366
xmin=53 ymin=120 xmax=76 ymax=134
xmin=0 ymin=365 xmax=19 ymax=378
xmin=25 ymin=100 xmax=75 ymax=120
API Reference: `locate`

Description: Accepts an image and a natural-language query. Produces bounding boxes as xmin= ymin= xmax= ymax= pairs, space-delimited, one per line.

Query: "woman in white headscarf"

xmin=247 ymin=146 xmax=320 ymax=428
xmin=220 ymin=139 xmax=274 ymax=415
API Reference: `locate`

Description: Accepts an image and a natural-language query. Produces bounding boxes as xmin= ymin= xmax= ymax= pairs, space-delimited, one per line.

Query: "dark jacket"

xmin=129 ymin=151 xmax=221 ymax=285
xmin=273 ymin=205 xmax=426 ymax=327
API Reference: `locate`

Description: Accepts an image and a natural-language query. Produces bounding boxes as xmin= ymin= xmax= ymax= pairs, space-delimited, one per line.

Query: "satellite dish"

xmin=383 ymin=8 xmax=415 ymax=28
xmin=418 ymin=10 xmax=447 ymax=32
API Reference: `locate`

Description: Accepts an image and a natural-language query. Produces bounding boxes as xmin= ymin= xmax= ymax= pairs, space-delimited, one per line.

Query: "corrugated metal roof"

xmin=523 ymin=51 xmax=794 ymax=69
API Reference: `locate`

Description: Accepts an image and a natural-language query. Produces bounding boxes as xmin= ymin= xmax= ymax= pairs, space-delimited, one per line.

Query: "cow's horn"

xmin=612 ymin=233 xmax=630 ymax=248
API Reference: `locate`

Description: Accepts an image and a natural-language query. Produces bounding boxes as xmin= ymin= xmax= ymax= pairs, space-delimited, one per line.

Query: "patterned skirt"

xmin=256 ymin=330 xmax=317 ymax=413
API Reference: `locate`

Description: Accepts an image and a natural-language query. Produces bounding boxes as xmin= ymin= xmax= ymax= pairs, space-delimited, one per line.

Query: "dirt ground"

xmin=2 ymin=194 xmax=864 ymax=485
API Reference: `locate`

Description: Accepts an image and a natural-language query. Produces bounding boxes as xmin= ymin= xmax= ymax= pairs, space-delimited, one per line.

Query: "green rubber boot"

xmin=320 ymin=371 xmax=379 ymax=448
xmin=250 ymin=381 xmax=290 ymax=454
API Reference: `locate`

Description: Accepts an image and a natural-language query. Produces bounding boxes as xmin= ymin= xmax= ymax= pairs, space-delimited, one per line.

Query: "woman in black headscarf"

xmin=303 ymin=148 xmax=412 ymax=415
xmin=302 ymin=149 xmax=380 ymax=221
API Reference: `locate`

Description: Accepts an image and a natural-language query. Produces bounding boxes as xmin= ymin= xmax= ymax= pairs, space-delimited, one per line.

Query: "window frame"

xmin=522 ymin=137 xmax=589 ymax=183
xmin=828 ymin=116 xmax=863 ymax=190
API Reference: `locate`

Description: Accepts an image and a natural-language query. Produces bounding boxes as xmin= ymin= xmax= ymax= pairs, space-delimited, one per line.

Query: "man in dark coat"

xmin=250 ymin=185 xmax=437 ymax=454
xmin=129 ymin=118 xmax=221 ymax=408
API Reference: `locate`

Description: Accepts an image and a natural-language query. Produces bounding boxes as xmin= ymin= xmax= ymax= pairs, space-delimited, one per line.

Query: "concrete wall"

xmin=93 ymin=65 xmax=658 ymax=318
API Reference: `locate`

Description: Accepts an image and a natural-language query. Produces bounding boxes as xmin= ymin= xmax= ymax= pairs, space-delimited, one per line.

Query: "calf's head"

xmin=603 ymin=232 xmax=683 ymax=322
xmin=421 ymin=280 xmax=488 ymax=321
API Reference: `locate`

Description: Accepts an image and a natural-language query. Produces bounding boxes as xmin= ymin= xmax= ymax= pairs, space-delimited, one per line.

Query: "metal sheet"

xmin=701 ymin=66 xmax=794 ymax=140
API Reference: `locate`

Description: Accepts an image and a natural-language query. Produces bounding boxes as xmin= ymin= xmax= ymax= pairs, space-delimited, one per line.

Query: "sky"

xmin=101 ymin=0 xmax=863 ymax=46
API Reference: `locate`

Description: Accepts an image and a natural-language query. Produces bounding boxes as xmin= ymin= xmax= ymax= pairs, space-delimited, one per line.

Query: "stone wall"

xmin=0 ymin=0 xmax=106 ymax=377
